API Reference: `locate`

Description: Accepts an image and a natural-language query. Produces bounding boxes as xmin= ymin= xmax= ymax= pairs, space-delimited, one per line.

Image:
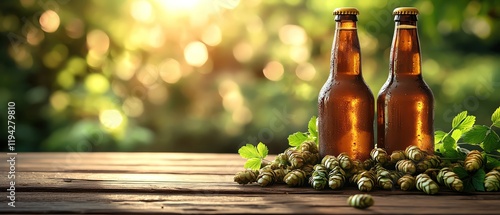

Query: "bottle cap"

xmin=333 ymin=7 xmax=359 ymax=15
xmin=393 ymin=7 xmax=419 ymax=15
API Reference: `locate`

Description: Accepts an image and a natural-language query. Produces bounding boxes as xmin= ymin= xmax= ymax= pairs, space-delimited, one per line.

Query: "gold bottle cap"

xmin=393 ymin=7 xmax=419 ymax=15
xmin=333 ymin=7 xmax=359 ymax=15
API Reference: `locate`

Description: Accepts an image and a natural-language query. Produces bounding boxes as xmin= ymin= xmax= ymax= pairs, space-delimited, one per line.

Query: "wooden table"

xmin=1 ymin=153 xmax=499 ymax=214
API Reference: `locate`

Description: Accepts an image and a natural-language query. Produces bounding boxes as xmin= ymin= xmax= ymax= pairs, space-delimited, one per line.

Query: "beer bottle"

xmin=318 ymin=7 xmax=374 ymax=161
xmin=377 ymin=7 xmax=434 ymax=154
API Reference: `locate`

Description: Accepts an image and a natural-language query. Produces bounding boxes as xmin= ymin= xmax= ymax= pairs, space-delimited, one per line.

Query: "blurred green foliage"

xmin=0 ymin=0 xmax=499 ymax=153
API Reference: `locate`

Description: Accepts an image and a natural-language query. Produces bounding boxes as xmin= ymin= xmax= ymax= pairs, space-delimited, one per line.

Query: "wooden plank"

xmin=1 ymin=192 xmax=499 ymax=214
xmin=2 ymin=153 xmax=499 ymax=214
xmin=6 ymin=172 xmax=499 ymax=196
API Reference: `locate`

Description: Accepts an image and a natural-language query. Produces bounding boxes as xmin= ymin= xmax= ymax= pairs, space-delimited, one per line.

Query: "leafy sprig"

xmin=435 ymin=106 xmax=500 ymax=192
xmin=288 ymin=116 xmax=318 ymax=147
xmin=238 ymin=142 xmax=269 ymax=170
xmin=237 ymin=116 xmax=318 ymax=170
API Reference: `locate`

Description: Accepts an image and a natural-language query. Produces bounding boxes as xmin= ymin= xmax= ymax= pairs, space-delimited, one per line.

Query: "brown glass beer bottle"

xmin=318 ymin=7 xmax=374 ymax=161
xmin=377 ymin=7 xmax=434 ymax=154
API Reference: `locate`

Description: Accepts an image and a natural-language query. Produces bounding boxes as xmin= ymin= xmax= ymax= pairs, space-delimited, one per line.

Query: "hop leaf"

xmin=452 ymin=111 xmax=476 ymax=131
xmin=491 ymin=107 xmax=500 ymax=128
xmin=257 ymin=142 xmax=269 ymax=158
xmin=486 ymin=156 xmax=500 ymax=170
xmin=238 ymin=144 xmax=261 ymax=159
xmin=452 ymin=111 xmax=468 ymax=129
xmin=308 ymin=116 xmax=318 ymax=141
xmin=443 ymin=135 xmax=456 ymax=151
xmin=434 ymin=130 xmax=446 ymax=143
xmin=482 ymin=131 xmax=500 ymax=153
xmin=452 ymin=166 xmax=469 ymax=179
xmin=462 ymin=125 xmax=489 ymax=144
xmin=288 ymin=132 xmax=307 ymax=147
xmin=472 ymin=169 xmax=486 ymax=192
xmin=451 ymin=129 xmax=462 ymax=142
xmin=238 ymin=142 xmax=269 ymax=170
xmin=244 ymin=158 xmax=262 ymax=170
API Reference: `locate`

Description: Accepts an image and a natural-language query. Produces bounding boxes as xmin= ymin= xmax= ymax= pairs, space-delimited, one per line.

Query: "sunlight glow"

xmin=85 ymin=73 xmax=109 ymax=94
xmin=279 ymin=25 xmax=307 ymax=46
xmin=184 ymin=41 xmax=208 ymax=67
xmin=99 ymin=109 xmax=124 ymax=129
xmin=157 ymin=0 xmax=200 ymax=11
xmin=159 ymin=59 xmax=182 ymax=84
xmin=131 ymin=0 xmax=153 ymax=22
xmin=263 ymin=61 xmax=284 ymax=81
xmin=39 ymin=10 xmax=60 ymax=33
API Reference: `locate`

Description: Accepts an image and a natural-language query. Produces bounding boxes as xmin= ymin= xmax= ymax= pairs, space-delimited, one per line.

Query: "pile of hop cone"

xmin=234 ymin=141 xmax=500 ymax=194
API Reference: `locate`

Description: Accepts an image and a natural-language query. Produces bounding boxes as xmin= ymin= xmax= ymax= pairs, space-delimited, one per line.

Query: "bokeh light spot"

xmin=39 ymin=10 xmax=60 ymax=33
xmin=295 ymin=62 xmax=316 ymax=81
xmin=50 ymin=91 xmax=70 ymax=111
xmin=122 ymin=97 xmax=144 ymax=117
xmin=85 ymin=73 xmax=110 ymax=94
xmin=159 ymin=59 xmax=182 ymax=84
xmin=279 ymin=25 xmax=307 ymax=46
xmin=137 ymin=65 xmax=159 ymax=86
xmin=184 ymin=41 xmax=208 ymax=67
xmin=131 ymin=0 xmax=153 ymax=22
xmin=148 ymin=85 xmax=168 ymax=105
xmin=202 ymin=24 xmax=222 ymax=46
xmin=232 ymin=106 xmax=252 ymax=125
xmin=263 ymin=61 xmax=284 ymax=81
xmin=233 ymin=42 xmax=253 ymax=63
xmin=99 ymin=109 xmax=124 ymax=129
xmin=87 ymin=29 xmax=110 ymax=55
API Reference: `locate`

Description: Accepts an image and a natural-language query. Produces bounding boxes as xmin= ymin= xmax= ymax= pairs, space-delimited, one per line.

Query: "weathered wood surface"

xmin=1 ymin=153 xmax=499 ymax=214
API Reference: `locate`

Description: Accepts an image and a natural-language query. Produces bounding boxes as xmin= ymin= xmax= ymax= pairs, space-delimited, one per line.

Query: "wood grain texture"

xmin=0 ymin=153 xmax=498 ymax=214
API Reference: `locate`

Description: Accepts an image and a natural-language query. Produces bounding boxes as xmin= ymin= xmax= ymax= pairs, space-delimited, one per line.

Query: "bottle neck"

xmin=390 ymin=15 xmax=421 ymax=77
xmin=331 ymin=16 xmax=361 ymax=77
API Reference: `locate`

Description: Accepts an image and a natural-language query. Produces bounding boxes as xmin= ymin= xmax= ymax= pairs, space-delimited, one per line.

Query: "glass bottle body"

xmin=377 ymin=15 xmax=434 ymax=154
xmin=318 ymin=15 xmax=374 ymax=161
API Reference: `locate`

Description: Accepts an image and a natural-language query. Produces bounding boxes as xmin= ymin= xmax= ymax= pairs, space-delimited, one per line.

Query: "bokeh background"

xmin=1 ymin=0 xmax=499 ymax=153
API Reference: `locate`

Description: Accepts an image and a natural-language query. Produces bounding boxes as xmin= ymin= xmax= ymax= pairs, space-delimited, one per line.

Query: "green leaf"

xmin=452 ymin=111 xmax=468 ymax=129
xmin=452 ymin=166 xmax=468 ymax=179
xmin=457 ymin=116 xmax=476 ymax=130
xmin=443 ymin=135 xmax=457 ymax=151
xmin=308 ymin=116 xmax=318 ymax=140
xmin=434 ymin=130 xmax=447 ymax=143
xmin=443 ymin=149 xmax=460 ymax=159
xmin=288 ymin=132 xmax=308 ymax=147
xmin=491 ymin=107 xmax=500 ymax=128
xmin=462 ymin=125 xmax=489 ymax=144
xmin=486 ymin=156 xmax=500 ymax=170
xmin=462 ymin=179 xmax=475 ymax=193
xmin=482 ymin=131 xmax=500 ymax=153
xmin=472 ymin=169 xmax=486 ymax=192
xmin=244 ymin=158 xmax=262 ymax=170
xmin=238 ymin=144 xmax=261 ymax=159
xmin=451 ymin=129 xmax=462 ymax=142
xmin=256 ymin=142 xmax=269 ymax=158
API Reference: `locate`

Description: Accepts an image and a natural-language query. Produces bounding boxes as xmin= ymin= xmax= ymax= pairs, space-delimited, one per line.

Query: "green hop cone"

xmin=437 ymin=167 xmax=463 ymax=192
xmin=405 ymin=145 xmax=425 ymax=162
xmin=284 ymin=169 xmax=307 ymax=187
xmin=396 ymin=159 xmax=417 ymax=175
xmin=416 ymin=173 xmax=439 ymax=195
xmin=370 ymin=148 xmax=389 ymax=165
xmin=397 ymin=174 xmax=416 ymax=191
xmin=234 ymin=169 xmax=259 ymax=184
xmin=484 ymin=170 xmax=500 ymax=192
xmin=464 ymin=150 xmax=484 ymax=172
xmin=348 ymin=194 xmax=374 ymax=209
